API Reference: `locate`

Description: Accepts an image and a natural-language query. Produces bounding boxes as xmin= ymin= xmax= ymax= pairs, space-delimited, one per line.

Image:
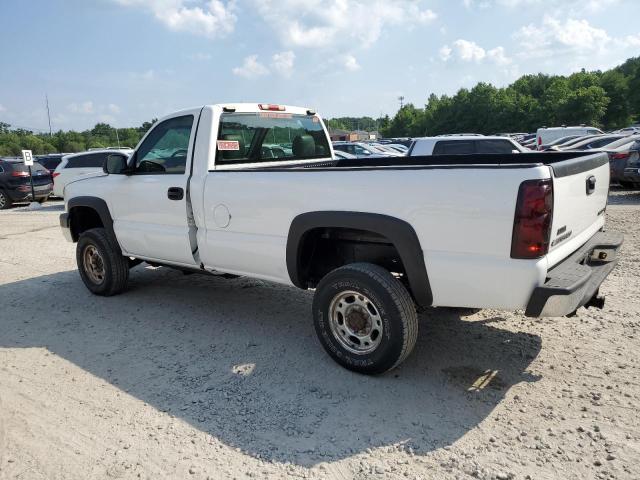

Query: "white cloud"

xmin=114 ymin=0 xmax=236 ymax=38
xmin=252 ymin=0 xmax=436 ymax=49
xmin=515 ymin=16 xmax=611 ymax=58
xmin=0 ymin=104 xmax=6 ymax=113
xmin=440 ymin=39 xmax=512 ymax=65
xmin=487 ymin=46 xmax=511 ymax=66
xmin=107 ymin=103 xmax=121 ymax=114
xmin=620 ymin=33 xmax=640 ymax=47
xmin=438 ymin=45 xmax=452 ymax=61
xmin=343 ymin=54 xmax=361 ymax=72
xmin=271 ymin=51 xmax=295 ymax=77
xmin=68 ymin=101 xmax=95 ymax=114
xmin=232 ymin=55 xmax=269 ymax=78
xmin=453 ymin=39 xmax=486 ymax=62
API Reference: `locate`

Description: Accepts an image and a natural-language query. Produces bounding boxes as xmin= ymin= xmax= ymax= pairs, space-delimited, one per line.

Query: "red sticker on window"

xmin=217 ymin=140 xmax=240 ymax=151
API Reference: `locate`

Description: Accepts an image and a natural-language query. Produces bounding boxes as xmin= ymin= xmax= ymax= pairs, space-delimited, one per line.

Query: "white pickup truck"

xmin=60 ymin=103 xmax=623 ymax=374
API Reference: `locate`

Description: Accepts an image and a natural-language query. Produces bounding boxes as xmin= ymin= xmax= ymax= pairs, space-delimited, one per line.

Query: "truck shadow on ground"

xmin=0 ymin=266 xmax=542 ymax=467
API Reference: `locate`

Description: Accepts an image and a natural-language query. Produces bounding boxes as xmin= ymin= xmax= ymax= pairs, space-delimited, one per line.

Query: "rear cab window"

xmin=475 ymin=139 xmax=517 ymax=154
xmin=215 ymin=112 xmax=330 ymax=166
xmin=432 ymin=140 xmax=475 ymax=155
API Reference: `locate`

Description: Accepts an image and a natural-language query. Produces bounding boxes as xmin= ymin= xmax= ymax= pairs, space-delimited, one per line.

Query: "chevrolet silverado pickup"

xmin=60 ymin=103 xmax=623 ymax=374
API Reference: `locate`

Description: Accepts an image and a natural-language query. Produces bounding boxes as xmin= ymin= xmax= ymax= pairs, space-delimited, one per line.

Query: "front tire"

xmin=76 ymin=228 xmax=129 ymax=296
xmin=312 ymin=263 xmax=418 ymax=374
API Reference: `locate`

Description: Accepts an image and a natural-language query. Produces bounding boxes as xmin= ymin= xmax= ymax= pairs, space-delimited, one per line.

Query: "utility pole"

xmin=45 ymin=93 xmax=52 ymax=136
xmin=398 ymin=96 xmax=405 ymax=110
xmin=115 ymin=127 xmax=121 ymax=148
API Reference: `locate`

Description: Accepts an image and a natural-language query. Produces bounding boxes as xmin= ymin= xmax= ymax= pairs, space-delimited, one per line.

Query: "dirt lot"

xmin=1 ymin=191 xmax=639 ymax=480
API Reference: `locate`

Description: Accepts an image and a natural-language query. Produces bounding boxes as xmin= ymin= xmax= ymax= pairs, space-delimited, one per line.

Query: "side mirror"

xmin=104 ymin=153 xmax=131 ymax=175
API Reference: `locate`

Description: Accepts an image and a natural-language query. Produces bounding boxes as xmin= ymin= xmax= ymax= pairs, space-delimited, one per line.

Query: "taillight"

xmin=258 ymin=104 xmax=285 ymax=111
xmin=511 ymin=179 xmax=553 ymax=259
xmin=52 ymin=172 xmax=60 ymax=178
xmin=11 ymin=171 xmax=29 ymax=177
xmin=611 ymin=152 xmax=630 ymax=160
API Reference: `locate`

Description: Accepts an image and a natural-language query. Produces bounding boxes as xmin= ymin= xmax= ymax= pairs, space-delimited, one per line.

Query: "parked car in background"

xmin=333 ymin=150 xmax=356 ymax=160
xmin=622 ymin=140 xmax=640 ymax=188
xmin=408 ymin=136 xmax=526 ymax=156
xmin=613 ymin=127 xmax=640 ymax=135
xmin=332 ymin=142 xmax=400 ymax=158
xmin=592 ymin=138 xmax=640 ymax=187
xmin=559 ymin=135 xmax=625 ymax=151
xmin=53 ymin=148 xmax=133 ymax=198
xmin=0 ymin=158 xmax=53 ymax=209
xmin=35 ymin=153 xmax=67 ymax=176
xmin=384 ymin=143 xmax=409 ymax=154
xmin=540 ymin=135 xmax=583 ymax=150
xmin=536 ymin=126 xmax=603 ymax=150
xmin=551 ymin=135 xmax=602 ymax=150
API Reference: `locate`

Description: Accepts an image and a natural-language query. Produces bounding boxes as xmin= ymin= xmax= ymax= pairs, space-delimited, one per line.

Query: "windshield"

xmin=216 ymin=113 xmax=330 ymax=165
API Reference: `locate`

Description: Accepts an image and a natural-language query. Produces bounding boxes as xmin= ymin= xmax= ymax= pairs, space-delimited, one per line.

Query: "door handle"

xmin=167 ymin=187 xmax=184 ymax=200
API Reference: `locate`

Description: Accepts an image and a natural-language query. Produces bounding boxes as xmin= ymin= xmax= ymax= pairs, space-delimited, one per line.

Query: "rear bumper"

xmin=623 ymin=167 xmax=640 ymax=182
xmin=7 ymin=184 xmax=53 ymax=201
xmin=525 ymin=231 xmax=623 ymax=317
xmin=59 ymin=212 xmax=74 ymax=242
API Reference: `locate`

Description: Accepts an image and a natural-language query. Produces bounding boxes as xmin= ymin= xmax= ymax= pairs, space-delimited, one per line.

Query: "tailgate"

xmin=547 ymin=153 xmax=609 ymax=267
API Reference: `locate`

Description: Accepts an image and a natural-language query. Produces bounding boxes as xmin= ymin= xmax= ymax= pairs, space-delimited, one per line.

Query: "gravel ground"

xmin=0 ymin=190 xmax=639 ymax=480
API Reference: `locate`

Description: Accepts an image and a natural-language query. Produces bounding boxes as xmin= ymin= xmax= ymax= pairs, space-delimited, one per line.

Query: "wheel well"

xmin=296 ymin=227 xmax=407 ymax=289
xmin=69 ymin=206 xmax=104 ymax=241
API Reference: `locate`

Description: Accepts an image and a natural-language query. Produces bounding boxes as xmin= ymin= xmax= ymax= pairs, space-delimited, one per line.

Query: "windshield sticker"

xmin=217 ymin=140 xmax=240 ymax=151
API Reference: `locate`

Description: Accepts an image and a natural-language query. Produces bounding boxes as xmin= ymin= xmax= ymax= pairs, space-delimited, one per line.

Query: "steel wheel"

xmin=328 ymin=290 xmax=383 ymax=355
xmin=83 ymin=244 xmax=106 ymax=285
xmin=0 ymin=191 xmax=7 ymax=209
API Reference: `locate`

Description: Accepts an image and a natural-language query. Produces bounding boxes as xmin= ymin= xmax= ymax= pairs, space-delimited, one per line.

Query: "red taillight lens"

xmin=52 ymin=172 xmax=60 ymax=178
xmin=511 ymin=179 xmax=553 ymax=259
xmin=11 ymin=171 xmax=29 ymax=177
xmin=258 ymin=104 xmax=285 ymax=111
xmin=611 ymin=152 xmax=630 ymax=160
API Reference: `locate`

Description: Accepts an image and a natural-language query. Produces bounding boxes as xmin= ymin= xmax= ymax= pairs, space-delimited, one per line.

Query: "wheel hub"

xmin=83 ymin=245 xmax=105 ymax=285
xmin=328 ymin=290 xmax=383 ymax=355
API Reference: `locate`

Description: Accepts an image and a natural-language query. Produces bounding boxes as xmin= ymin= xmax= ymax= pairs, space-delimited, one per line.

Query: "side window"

xmin=432 ymin=140 xmax=475 ymax=155
xmin=135 ymin=115 xmax=194 ymax=174
xmin=66 ymin=155 xmax=90 ymax=168
xmin=475 ymin=140 xmax=516 ymax=154
xmin=0 ymin=164 xmax=4 ymax=173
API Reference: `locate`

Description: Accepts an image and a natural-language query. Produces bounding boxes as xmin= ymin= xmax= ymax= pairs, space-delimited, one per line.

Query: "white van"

xmin=536 ymin=126 xmax=602 ymax=150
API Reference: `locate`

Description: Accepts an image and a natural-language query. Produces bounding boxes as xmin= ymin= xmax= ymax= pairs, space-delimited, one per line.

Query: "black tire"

xmin=0 ymin=190 xmax=12 ymax=210
xmin=312 ymin=262 xmax=418 ymax=374
xmin=76 ymin=228 xmax=129 ymax=296
xmin=37 ymin=196 xmax=49 ymax=204
xmin=619 ymin=181 xmax=633 ymax=189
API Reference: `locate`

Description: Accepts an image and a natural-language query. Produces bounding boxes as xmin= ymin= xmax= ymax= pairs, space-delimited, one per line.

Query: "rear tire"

xmin=0 ymin=190 xmax=12 ymax=210
xmin=77 ymin=228 xmax=129 ymax=296
xmin=37 ymin=196 xmax=49 ymax=204
xmin=312 ymin=263 xmax=418 ymax=374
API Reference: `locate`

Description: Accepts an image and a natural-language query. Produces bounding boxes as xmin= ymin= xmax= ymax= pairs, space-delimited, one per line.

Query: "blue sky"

xmin=1 ymin=0 xmax=639 ymax=131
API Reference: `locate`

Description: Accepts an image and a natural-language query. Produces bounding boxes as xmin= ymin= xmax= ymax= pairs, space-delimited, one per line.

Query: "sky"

xmin=0 ymin=0 xmax=639 ymax=131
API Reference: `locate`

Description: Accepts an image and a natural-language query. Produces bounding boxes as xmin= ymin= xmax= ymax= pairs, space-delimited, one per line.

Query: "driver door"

xmin=109 ymin=113 xmax=198 ymax=266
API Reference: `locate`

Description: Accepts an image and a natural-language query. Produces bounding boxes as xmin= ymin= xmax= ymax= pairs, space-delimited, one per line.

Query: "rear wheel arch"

xmin=286 ymin=211 xmax=433 ymax=307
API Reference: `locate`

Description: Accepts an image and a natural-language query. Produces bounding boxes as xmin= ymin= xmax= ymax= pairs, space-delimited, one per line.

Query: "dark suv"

xmin=0 ymin=158 xmax=53 ymax=209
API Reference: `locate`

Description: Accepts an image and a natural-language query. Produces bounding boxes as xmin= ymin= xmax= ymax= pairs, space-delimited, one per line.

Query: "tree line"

xmin=379 ymin=56 xmax=640 ymax=138
xmin=0 ymin=120 xmax=157 ymax=157
xmin=1 ymin=56 xmax=638 ymax=156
